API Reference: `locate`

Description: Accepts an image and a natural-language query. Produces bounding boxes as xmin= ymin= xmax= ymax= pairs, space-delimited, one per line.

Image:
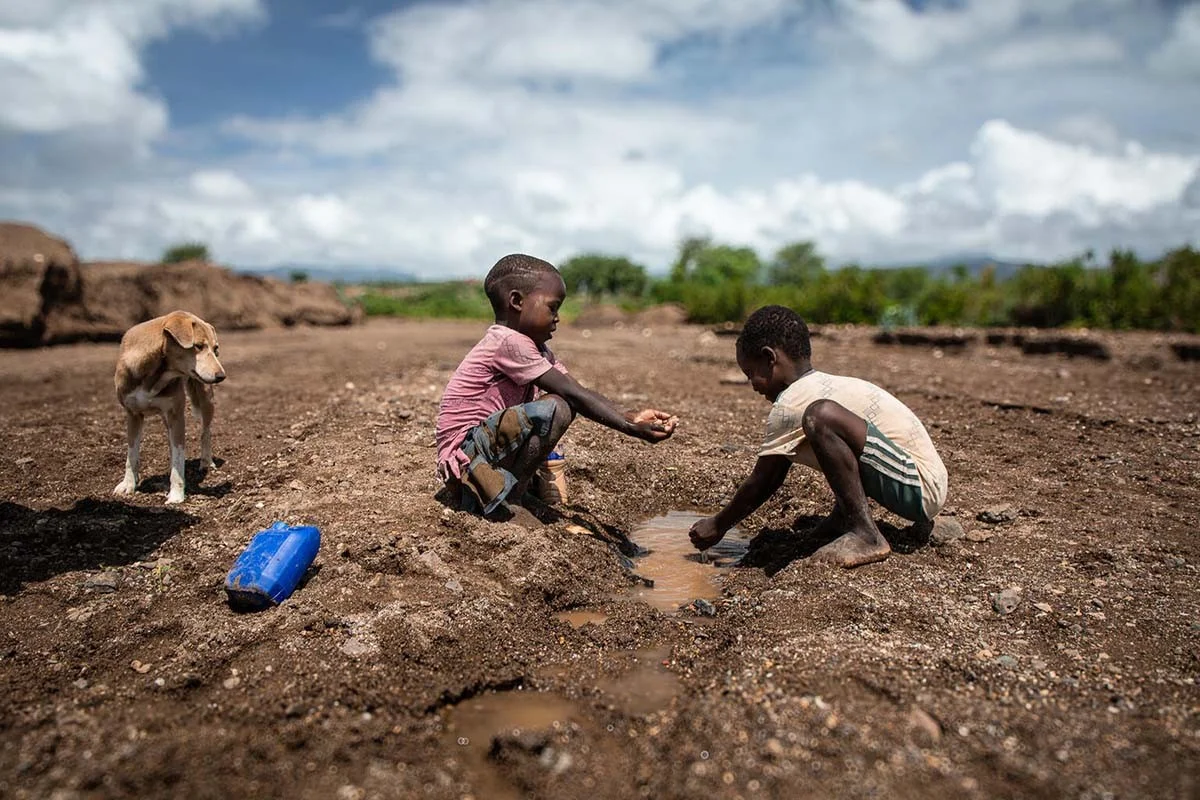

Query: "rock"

xmin=84 ymin=573 xmax=120 ymax=593
xmin=992 ymin=587 xmax=1022 ymax=615
xmin=444 ymin=578 xmax=463 ymax=593
xmin=1033 ymin=602 xmax=1054 ymax=613
xmin=977 ymin=505 xmax=1018 ymax=524
xmin=907 ymin=706 xmax=942 ymax=743
xmin=994 ymin=655 xmax=1018 ymax=670
xmin=965 ymin=530 xmax=994 ymax=543
xmin=15 ymin=457 xmax=33 ymax=466
xmin=929 ymin=518 xmax=964 ymax=547
xmin=693 ymin=599 xmax=717 ymax=617
xmin=340 ymin=637 xmax=376 ymax=657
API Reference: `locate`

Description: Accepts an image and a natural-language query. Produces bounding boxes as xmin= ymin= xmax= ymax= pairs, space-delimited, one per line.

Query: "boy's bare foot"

xmin=810 ymin=527 xmax=891 ymax=568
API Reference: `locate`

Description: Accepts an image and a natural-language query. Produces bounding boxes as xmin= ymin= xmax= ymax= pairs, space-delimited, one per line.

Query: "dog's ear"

xmin=163 ymin=313 xmax=195 ymax=349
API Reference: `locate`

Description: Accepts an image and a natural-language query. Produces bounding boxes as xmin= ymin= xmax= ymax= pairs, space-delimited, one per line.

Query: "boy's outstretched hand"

xmin=627 ymin=408 xmax=678 ymax=442
xmin=689 ymin=515 xmax=725 ymax=551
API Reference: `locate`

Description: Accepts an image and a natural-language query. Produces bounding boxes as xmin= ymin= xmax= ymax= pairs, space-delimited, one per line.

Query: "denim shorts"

xmin=457 ymin=398 xmax=560 ymax=515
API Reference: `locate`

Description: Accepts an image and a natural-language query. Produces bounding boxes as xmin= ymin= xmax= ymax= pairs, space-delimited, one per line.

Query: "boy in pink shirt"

xmin=436 ymin=254 xmax=678 ymax=520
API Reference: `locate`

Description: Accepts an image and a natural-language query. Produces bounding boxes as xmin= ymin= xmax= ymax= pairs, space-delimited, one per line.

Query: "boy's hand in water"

xmin=627 ymin=409 xmax=678 ymax=442
xmin=689 ymin=516 xmax=726 ymax=552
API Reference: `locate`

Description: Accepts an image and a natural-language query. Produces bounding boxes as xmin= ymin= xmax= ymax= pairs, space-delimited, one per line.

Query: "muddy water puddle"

xmin=443 ymin=689 xmax=580 ymax=800
xmin=554 ymin=609 xmax=609 ymax=628
xmin=624 ymin=511 xmax=748 ymax=613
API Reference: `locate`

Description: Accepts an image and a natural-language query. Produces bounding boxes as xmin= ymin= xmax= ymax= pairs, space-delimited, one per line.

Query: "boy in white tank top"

xmin=689 ymin=306 xmax=949 ymax=568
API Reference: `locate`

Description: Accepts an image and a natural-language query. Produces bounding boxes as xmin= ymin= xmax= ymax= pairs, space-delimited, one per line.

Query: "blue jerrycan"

xmin=225 ymin=521 xmax=321 ymax=610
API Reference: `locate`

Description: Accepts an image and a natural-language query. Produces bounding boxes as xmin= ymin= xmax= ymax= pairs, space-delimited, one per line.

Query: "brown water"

xmin=625 ymin=511 xmax=748 ymax=613
xmin=554 ymin=609 xmax=609 ymax=628
xmin=443 ymin=689 xmax=579 ymax=800
xmin=597 ymin=647 xmax=680 ymax=716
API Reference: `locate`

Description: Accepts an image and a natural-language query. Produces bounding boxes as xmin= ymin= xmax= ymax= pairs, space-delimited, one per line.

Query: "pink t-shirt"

xmin=435 ymin=325 xmax=567 ymax=480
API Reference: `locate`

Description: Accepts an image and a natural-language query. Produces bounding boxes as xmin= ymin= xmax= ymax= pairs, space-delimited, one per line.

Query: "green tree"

xmin=559 ymin=254 xmax=648 ymax=298
xmin=669 ymin=235 xmax=712 ymax=284
xmin=688 ymin=244 xmax=761 ymax=287
xmin=767 ymin=241 xmax=825 ymax=287
xmin=162 ymin=242 xmax=210 ymax=264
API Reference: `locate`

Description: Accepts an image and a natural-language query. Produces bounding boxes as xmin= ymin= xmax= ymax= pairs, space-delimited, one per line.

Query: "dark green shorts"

xmin=859 ymin=422 xmax=927 ymax=522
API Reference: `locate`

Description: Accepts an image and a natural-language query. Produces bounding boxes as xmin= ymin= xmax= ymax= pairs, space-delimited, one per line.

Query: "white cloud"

xmin=1149 ymin=3 xmax=1200 ymax=78
xmin=191 ymin=170 xmax=254 ymax=201
xmin=2 ymin=0 xmax=1199 ymax=275
xmin=0 ymin=0 xmax=263 ymax=144
xmin=984 ymin=33 xmax=1125 ymax=70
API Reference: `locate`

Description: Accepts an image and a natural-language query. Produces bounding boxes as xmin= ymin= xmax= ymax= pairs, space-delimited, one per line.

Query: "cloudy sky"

xmin=2 ymin=0 xmax=1199 ymax=277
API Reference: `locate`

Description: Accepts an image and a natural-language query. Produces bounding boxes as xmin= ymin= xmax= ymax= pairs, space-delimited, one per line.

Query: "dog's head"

xmin=163 ymin=311 xmax=226 ymax=384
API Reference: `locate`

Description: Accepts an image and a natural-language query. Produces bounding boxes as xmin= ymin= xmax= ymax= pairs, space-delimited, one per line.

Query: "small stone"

xmin=344 ymin=382 xmax=356 ymax=391
xmin=765 ymin=738 xmax=785 ymax=756
xmin=992 ymin=587 xmax=1022 ymax=615
xmin=289 ymin=480 xmax=306 ymax=491
xmin=965 ymin=529 xmax=994 ymax=543
xmin=84 ymin=573 xmax=119 ymax=593
xmin=130 ymin=660 xmax=152 ymax=674
xmin=907 ymin=706 xmax=942 ymax=743
xmin=223 ymin=676 xmax=241 ymax=690
xmin=444 ymin=578 xmax=463 ymax=593
xmin=73 ymin=678 xmax=88 ymax=689
xmin=15 ymin=457 xmax=33 ymax=466
xmin=1033 ymin=602 xmax=1053 ymax=613
xmin=977 ymin=505 xmax=1018 ymax=524
xmin=994 ymin=655 xmax=1018 ymax=670
xmin=929 ymin=518 xmax=964 ymax=547
xmin=693 ymin=599 xmax=717 ymax=617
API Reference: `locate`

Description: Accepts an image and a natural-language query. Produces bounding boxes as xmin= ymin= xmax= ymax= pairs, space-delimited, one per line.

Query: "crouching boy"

xmin=689 ymin=305 xmax=948 ymax=567
xmin=436 ymin=254 xmax=677 ymax=521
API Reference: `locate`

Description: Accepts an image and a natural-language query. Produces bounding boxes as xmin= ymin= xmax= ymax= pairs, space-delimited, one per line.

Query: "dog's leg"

xmin=113 ymin=411 xmax=145 ymax=496
xmin=164 ymin=395 xmax=187 ymax=504
xmin=188 ymin=378 xmax=216 ymax=471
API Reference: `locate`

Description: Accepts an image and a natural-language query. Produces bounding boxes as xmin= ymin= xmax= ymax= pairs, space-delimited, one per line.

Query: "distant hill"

xmin=239 ymin=264 xmax=418 ymax=284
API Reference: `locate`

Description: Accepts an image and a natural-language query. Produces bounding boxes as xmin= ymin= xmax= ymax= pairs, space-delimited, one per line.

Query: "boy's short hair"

xmin=737 ymin=305 xmax=812 ymax=361
xmin=484 ymin=254 xmax=560 ymax=315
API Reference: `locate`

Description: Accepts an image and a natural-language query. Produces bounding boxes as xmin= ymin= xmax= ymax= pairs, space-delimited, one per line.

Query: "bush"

xmin=162 ymin=242 xmax=210 ymax=264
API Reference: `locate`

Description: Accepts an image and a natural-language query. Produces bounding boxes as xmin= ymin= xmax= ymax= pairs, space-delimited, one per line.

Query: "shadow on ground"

xmin=0 ymin=499 xmax=199 ymax=595
xmin=136 ymin=458 xmax=232 ymax=499
xmin=741 ymin=514 xmax=933 ymax=576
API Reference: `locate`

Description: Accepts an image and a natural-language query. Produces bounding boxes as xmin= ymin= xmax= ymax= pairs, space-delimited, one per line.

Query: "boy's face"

xmin=514 ymin=271 xmax=566 ymax=346
xmin=737 ymin=346 xmax=788 ymax=402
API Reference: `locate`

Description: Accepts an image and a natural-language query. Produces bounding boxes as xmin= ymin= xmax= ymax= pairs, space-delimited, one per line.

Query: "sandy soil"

xmin=1 ymin=318 xmax=1198 ymax=799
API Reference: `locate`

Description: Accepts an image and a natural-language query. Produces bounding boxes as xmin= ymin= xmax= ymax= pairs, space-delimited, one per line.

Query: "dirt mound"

xmin=38 ymin=260 xmax=361 ymax=344
xmin=632 ymin=303 xmax=688 ymax=327
xmin=0 ymin=222 xmax=82 ymax=347
xmin=0 ymin=221 xmax=361 ymax=346
xmin=571 ymin=302 xmax=630 ymax=328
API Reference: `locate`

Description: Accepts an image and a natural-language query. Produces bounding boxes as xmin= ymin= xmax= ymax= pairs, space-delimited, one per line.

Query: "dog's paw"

xmin=165 ymin=490 xmax=186 ymax=505
xmin=113 ymin=480 xmax=136 ymax=496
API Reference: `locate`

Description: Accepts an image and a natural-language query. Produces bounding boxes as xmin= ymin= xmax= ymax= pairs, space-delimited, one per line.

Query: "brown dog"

xmin=113 ymin=311 xmax=226 ymax=504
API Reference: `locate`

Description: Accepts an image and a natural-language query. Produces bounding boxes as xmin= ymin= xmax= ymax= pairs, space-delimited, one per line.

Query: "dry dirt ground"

xmin=1 ymin=318 xmax=1198 ymax=800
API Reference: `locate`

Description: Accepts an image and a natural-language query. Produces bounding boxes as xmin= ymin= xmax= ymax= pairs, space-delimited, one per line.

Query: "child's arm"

xmin=689 ymin=455 xmax=791 ymax=550
xmin=534 ymin=367 xmax=676 ymax=442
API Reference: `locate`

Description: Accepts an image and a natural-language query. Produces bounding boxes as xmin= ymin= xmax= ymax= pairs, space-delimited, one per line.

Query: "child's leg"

xmin=800 ymin=399 xmax=891 ymax=567
xmin=505 ymin=394 xmax=573 ymax=501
